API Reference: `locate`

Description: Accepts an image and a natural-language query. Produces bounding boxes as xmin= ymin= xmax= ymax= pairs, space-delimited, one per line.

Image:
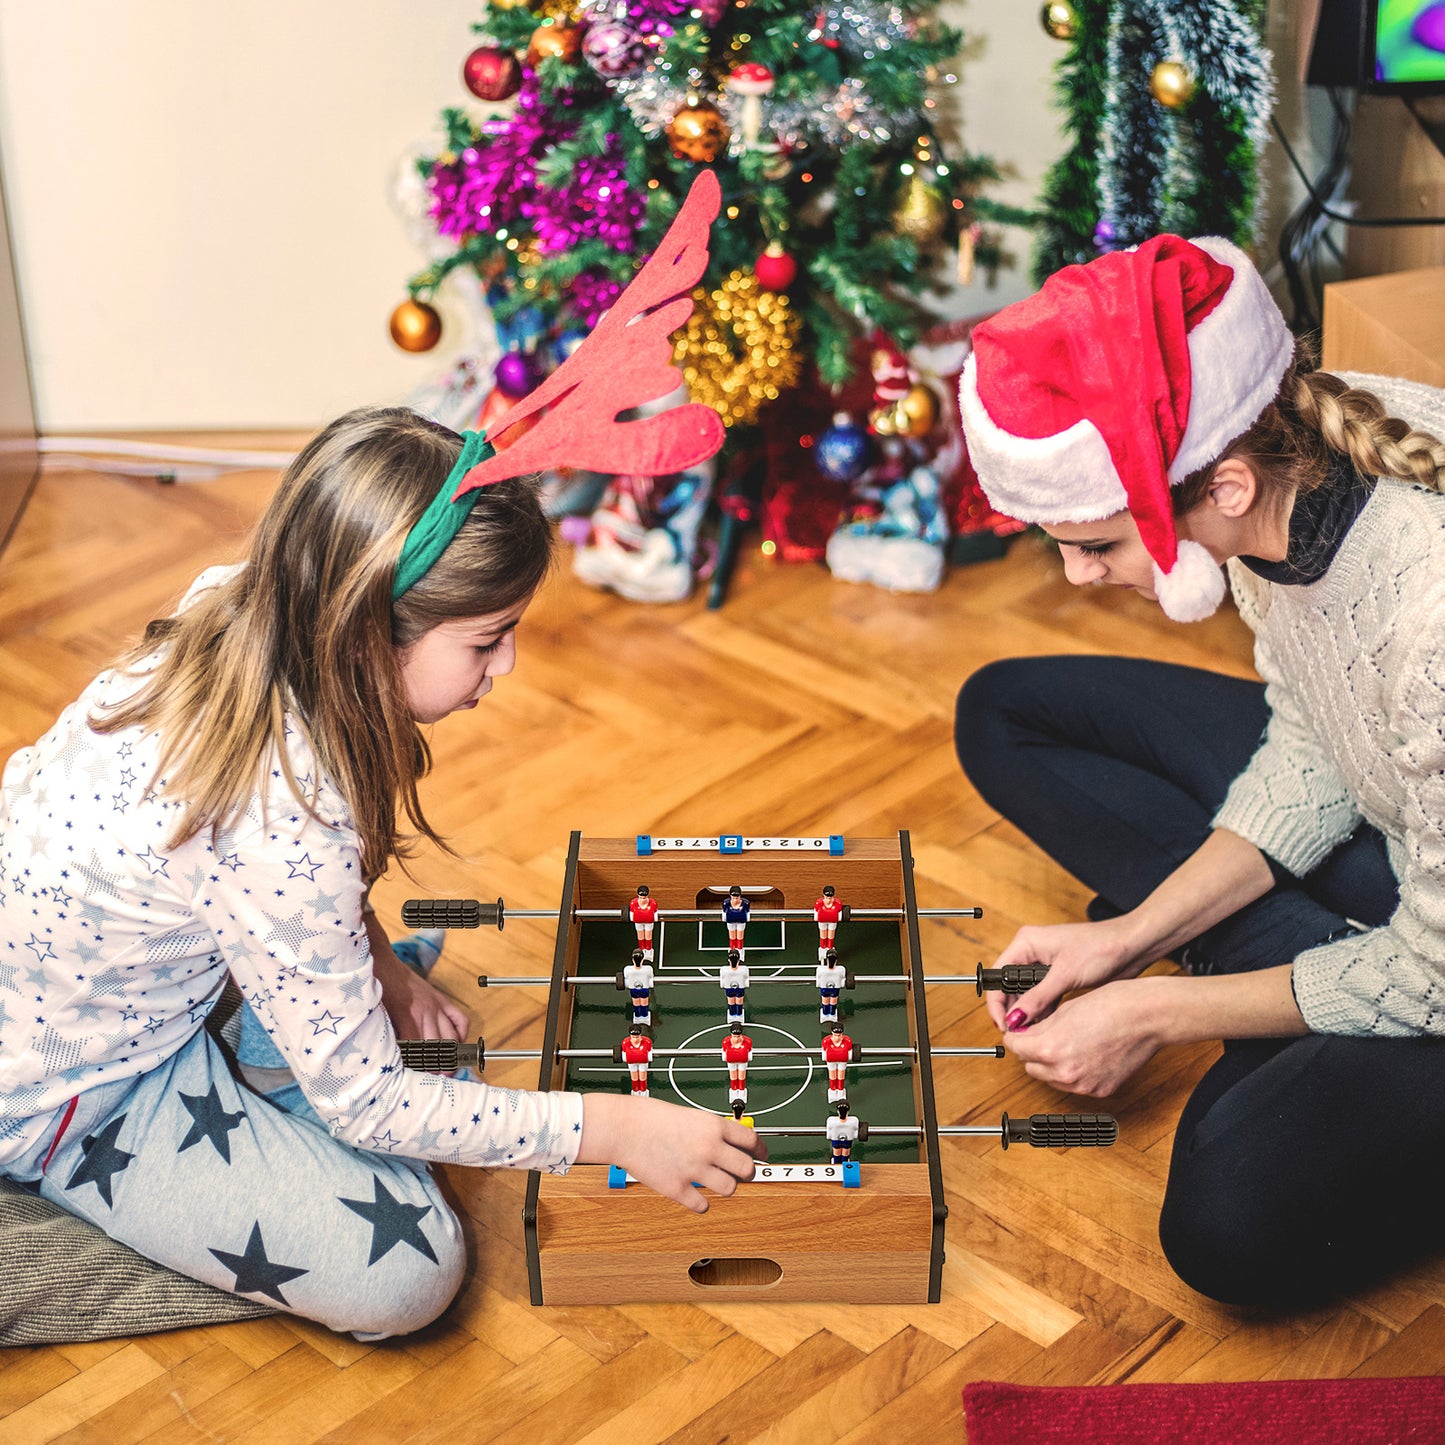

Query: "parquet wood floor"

xmin=2 ymin=456 xmax=1442 ymax=1443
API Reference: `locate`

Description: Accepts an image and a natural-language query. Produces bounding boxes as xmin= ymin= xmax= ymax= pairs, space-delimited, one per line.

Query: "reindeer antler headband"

xmin=392 ymin=171 xmax=727 ymax=601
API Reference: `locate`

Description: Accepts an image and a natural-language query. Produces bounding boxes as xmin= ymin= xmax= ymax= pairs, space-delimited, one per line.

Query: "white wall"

xmin=0 ymin=0 xmax=486 ymax=430
xmin=0 ymin=1 xmax=1297 ymax=431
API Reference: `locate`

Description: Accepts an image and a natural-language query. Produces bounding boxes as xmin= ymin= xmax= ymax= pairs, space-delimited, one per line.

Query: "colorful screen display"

xmin=1374 ymin=0 xmax=1445 ymax=84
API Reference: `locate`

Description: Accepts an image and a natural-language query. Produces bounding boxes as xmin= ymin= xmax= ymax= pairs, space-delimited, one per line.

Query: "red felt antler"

xmin=455 ymin=170 xmax=726 ymax=496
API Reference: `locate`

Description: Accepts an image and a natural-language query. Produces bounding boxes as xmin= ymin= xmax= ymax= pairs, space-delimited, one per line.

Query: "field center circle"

xmin=669 ymin=1022 xmax=813 ymax=1116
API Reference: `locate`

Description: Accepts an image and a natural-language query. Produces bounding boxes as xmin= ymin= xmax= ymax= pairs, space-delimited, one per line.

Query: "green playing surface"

xmin=564 ymin=918 xmax=924 ymax=1165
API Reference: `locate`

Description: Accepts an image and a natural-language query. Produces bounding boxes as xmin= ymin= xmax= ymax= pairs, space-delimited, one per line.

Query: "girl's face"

xmin=1044 ymin=512 xmax=1161 ymax=598
xmin=397 ymin=599 xmax=530 ymax=724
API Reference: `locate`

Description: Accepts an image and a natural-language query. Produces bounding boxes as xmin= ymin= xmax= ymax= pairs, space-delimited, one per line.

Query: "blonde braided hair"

xmin=1174 ymin=340 xmax=1445 ymax=515
xmin=1291 ymin=370 xmax=1445 ymax=493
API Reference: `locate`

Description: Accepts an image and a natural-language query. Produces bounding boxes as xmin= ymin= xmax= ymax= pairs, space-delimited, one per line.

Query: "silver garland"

xmin=576 ymin=0 xmax=918 ymax=147
xmin=1098 ymin=0 xmax=1273 ymax=245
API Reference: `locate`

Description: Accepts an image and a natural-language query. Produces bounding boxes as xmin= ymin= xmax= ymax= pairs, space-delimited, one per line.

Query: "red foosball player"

xmin=721 ymin=885 xmax=750 ymax=957
xmin=721 ymin=1020 xmax=754 ymax=1104
xmin=719 ymin=949 xmax=750 ymax=1025
xmin=629 ymin=885 xmax=659 ymax=959
xmin=814 ymin=885 xmax=843 ymax=960
xmin=815 ymin=947 xmax=846 ymax=1023
xmin=621 ymin=1023 xmax=653 ymax=1098
xmin=623 ymin=949 xmax=654 ymax=1025
xmin=821 ymin=1021 xmax=853 ymax=1102
xmin=827 ymin=1101 xmax=860 ymax=1165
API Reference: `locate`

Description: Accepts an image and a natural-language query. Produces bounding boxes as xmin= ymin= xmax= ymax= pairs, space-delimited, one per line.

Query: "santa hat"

xmin=957 ymin=235 xmax=1294 ymax=622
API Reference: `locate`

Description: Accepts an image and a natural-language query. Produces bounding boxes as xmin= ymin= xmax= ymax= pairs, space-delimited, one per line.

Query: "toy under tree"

xmin=394 ymin=0 xmax=1025 ymax=600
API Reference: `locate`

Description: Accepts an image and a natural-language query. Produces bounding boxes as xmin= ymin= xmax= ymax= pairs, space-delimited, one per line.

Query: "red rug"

xmin=963 ymin=1377 xmax=1445 ymax=1444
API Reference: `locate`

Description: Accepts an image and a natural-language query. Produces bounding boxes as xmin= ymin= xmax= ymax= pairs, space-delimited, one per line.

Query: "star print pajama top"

xmin=0 ymin=571 xmax=585 ymax=1178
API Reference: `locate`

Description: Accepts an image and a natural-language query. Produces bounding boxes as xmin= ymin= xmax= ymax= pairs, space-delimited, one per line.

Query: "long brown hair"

xmin=92 ymin=406 xmax=555 ymax=879
xmin=1174 ymin=339 xmax=1445 ymax=517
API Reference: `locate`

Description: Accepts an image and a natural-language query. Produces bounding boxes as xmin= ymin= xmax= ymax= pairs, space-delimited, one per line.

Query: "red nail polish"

xmin=1005 ymin=1008 xmax=1027 ymax=1031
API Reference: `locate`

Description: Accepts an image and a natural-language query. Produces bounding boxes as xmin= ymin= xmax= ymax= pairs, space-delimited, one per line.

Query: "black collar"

xmin=1239 ymin=450 xmax=1373 ymax=586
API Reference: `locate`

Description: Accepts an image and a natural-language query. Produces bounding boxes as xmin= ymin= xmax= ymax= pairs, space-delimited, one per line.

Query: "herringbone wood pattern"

xmin=3 ymin=457 xmax=1444 ymax=1444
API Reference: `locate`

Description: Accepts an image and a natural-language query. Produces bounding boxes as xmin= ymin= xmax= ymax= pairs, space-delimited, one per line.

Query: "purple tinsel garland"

xmin=426 ymin=67 xmax=645 ymax=328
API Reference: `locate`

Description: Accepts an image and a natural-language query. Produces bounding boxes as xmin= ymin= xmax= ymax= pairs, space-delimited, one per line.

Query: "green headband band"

xmin=391 ymin=429 xmax=497 ymax=601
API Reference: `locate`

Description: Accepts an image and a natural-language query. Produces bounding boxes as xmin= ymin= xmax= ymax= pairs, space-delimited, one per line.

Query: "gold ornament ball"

xmin=1040 ymin=2 xmax=1077 ymax=41
xmin=897 ymin=383 xmax=941 ymax=437
xmin=1149 ymin=59 xmax=1197 ymax=109
xmin=490 ymin=0 xmax=533 ymax=9
xmin=870 ymin=404 xmax=899 ymax=437
xmin=666 ymin=99 xmax=730 ymax=163
xmin=389 ymin=298 xmax=442 ymax=353
xmin=893 ymin=174 xmax=949 ymax=247
xmin=527 ymin=22 xmax=581 ymax=64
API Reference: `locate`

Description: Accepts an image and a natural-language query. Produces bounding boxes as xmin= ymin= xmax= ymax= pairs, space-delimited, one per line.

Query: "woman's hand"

xmin=373 ymin=945 xmax=470 ymax=1042
xmin=578 ymin=1092 xmax=768 ymax=1212
xmin=1002 ymin=977 xmax=1165 ymax=1097
xmin=984 ymin=918 xmax=1148 ymax=1030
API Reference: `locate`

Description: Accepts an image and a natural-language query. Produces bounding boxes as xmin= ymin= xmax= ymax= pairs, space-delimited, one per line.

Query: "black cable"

xmin=1271 ymin=108 xmax=1445 ymax=227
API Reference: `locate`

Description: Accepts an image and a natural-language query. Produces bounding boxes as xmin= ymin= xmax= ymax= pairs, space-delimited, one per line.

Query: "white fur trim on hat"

xmin=958 ymin=351 xmax=1127 ymax=525
xmin=1152 ymin=539 xmax=1227 ymax=622
xmin=1168 ymin=237 xmax=1295 ymax=481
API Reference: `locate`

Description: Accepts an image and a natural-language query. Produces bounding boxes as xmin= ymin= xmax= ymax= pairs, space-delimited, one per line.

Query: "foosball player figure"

xmin=814 ymin=885 xmax=843 ymax=960
xmin=822 ymin=1021 xmax=854 ymax=1102
xmin=623 ymin=948 xmax=654 ymax=1025
xmin=629 ymin=884 xmax=659 ymax=959
xmin=816 ymin=947 xmax=846 ymax=1023
xmin=621 ymin=1024 xmax=653 ymax=1098
xmin=719 ymin=948 xmax=749 ymax=1025
xmin=721 ymin=885 xmax=750 ymax=957
xmin=827 ymin=1102 xmax=860 ymax=1166
xmin=721 ymin=1020 xmax=754 ymax=1104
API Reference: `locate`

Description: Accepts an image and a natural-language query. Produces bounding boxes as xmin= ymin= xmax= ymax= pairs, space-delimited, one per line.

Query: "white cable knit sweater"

xmin=1213 ymin=374 xmax=1445 ymax=1036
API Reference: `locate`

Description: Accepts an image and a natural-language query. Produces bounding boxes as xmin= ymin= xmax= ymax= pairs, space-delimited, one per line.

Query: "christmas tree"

xmin=1033 ymin=0 xmax=1274 ymax=284
xmin=393 ymin=0 xmax=1012 ymax=428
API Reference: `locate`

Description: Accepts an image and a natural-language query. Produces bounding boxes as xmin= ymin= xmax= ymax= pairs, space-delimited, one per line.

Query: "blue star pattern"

xmin=0 ymin=567 xmax=583 ymax=1177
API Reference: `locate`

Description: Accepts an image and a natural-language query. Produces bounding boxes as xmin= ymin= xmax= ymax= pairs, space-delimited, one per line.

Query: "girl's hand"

xmin=985 ymin=919 xmax=1146 ymax=1031
xmin=1003 ymin=977 xmax=1162 ymax=1097
xmin=578 ymin=1092 xmax=768 ymax=1212
xmin=374 ymin=948 xmax=470 ymax=1042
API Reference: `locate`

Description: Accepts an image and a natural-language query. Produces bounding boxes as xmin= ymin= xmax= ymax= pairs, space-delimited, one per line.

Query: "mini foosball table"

xmin=401 ymin=831 xmax=1115 ymax=1306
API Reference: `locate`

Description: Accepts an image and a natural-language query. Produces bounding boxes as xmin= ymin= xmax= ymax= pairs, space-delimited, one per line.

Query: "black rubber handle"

xmin=1000 ymin=1112 xmax=1118 ymax=1149
xmin=401 ymin=897 xmax=505 ymax=931
xmin=975 ymin=962 xmax=1051 ymax=996
xmin=398 ymin=1037 xmax=485 ymax=1072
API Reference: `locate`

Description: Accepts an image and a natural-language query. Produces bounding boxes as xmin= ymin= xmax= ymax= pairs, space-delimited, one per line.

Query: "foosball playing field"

xmin=564 ymin=913 xmax=923 ymax=1166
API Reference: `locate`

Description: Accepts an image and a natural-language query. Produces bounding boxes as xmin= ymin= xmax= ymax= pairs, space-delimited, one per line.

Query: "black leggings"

xmin=955 ymin=655 xmax=1445 ymax=1307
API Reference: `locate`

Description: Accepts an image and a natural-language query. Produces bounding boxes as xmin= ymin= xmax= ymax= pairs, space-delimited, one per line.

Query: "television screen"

xmin=1372 ymin=0 xmax=1445 ymax=89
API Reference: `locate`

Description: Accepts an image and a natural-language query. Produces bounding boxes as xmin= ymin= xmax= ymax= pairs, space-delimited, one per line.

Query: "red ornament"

xmin=755 ymin=241 xmax=797 ymax=292
xmin=463 ymin=45 xmax=522 ymax=103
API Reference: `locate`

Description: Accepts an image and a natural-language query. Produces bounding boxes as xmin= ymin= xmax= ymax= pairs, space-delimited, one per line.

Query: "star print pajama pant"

xmin=2 ymin=1028 xmax=465 ymax=1338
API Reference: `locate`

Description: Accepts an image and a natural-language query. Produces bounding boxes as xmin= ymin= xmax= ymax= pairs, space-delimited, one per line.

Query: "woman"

xmin=953 ymin=234 xmax=1445 ymax=1307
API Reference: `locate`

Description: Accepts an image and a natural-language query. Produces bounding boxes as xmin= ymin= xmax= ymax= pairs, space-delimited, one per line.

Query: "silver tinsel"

xmin=807 ymin=0 xmax=911 ymax=60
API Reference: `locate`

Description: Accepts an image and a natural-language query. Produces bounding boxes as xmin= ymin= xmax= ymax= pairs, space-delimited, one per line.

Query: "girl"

xmin=953 ymin=234 xmax=1445 ymax=1308
xmin=0 ymin=406 xmax=763 ymax=1339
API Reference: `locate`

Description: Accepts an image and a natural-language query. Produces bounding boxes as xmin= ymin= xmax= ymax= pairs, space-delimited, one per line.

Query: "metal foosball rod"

xmin=396 ymin=1039 xmax=1006 ymax=1071
xmin=402 ymin=898 xmax=984 ymax=932
xmin=469 ymin=965 xmax=1052 ymax=992
xmin=753 ymin=1113 xmax=1118 ymax=1149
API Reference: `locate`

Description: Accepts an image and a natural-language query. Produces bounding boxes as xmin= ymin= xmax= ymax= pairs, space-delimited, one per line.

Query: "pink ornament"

xmin=494 ymin=351 xmax=538 ymax=399
xmin=583 ymin=20 xmax=647 ymax=78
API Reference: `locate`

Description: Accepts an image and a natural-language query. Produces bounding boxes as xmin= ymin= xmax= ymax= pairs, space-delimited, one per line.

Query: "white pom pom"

xmin=1152 ymin=539 xmax=1227 ymax=623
